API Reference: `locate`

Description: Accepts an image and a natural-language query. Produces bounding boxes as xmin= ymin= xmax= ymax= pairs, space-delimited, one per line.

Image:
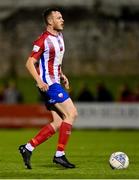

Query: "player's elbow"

xmin=25 ymin=57 xmax=34 ymax=70
xmin=25 ymin=58 xmax=30 ymax=69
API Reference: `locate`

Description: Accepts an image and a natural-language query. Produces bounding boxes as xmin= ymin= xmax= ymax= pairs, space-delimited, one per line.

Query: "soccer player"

xmin=18 ymin=7 xmax=78 ymax=169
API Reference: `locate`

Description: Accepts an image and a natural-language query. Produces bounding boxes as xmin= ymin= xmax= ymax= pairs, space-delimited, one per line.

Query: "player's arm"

xmin=26 ymin=57 xmax=49 ymax=92
xmin=60 ymin=68 xmax=69 ymax=90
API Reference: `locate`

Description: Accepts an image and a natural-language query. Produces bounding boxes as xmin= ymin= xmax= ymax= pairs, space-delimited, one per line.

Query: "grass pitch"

xmin=0 ymin=129 xmax=139 ymax=179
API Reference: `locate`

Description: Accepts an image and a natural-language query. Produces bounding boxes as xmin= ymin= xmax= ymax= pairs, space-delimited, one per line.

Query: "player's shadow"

xmin=37 ymin=163 xmax=54 ymax=168
xmin=38 ymin=163 xmax=78 ymax=170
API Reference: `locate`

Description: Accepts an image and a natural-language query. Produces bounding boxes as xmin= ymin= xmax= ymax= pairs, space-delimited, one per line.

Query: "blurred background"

xmin=0 ymin=0 xmax=139 ymax=128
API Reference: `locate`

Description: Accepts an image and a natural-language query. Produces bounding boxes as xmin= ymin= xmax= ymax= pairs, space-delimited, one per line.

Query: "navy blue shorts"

xmin=39 ymin=83 xmax=69 ymax=111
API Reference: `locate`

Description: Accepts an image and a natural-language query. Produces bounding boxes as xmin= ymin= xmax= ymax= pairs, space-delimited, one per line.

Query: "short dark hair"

xmin=43 ymin=7 xmax=61 ymax=25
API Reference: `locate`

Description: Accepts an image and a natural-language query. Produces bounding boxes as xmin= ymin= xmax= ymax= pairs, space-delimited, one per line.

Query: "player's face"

xmin=51 ymin=11 xmax=64 ymax=31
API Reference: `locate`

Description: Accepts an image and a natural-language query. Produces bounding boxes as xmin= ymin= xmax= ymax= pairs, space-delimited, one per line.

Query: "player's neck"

xmin=46 ymin=26 xmax=60 ymax=36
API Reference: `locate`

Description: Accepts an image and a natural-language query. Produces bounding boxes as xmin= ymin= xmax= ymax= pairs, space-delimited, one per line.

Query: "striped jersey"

xmin=30 ymin=31 xmax=65 ymax=85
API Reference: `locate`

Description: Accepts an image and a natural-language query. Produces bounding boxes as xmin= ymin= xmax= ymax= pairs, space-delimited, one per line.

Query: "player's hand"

xmin=61 ymin=74 xmax=70 ymax=90
xmin=37 ymin=81 xmax=49 ymax=92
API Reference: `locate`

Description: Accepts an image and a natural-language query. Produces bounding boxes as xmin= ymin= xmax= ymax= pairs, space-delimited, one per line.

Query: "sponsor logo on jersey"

xmin=33 ymin=45 xmax=40 ymax=52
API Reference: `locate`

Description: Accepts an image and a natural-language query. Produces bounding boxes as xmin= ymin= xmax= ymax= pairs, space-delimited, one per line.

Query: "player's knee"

xmin=56 ymin=120 xmax=62 ymax=129
xmin=51 ymin=119 xmax=62 ymax=130
xmin=73 ymin=108 xmax=78 ymax=120
xmin=66 ymin=107 xmax=78 ymax=122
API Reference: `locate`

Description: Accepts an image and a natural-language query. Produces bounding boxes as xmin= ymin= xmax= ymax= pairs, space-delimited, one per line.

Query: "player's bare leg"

xmin=53 ymin=98 xmax=78 ymax=168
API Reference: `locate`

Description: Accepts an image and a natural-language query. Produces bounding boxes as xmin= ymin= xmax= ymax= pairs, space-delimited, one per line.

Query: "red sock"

xmin=29 ymin=124 xmax=55 ymax=147
xmin=57 ymin=121 xmax=72 ymax=151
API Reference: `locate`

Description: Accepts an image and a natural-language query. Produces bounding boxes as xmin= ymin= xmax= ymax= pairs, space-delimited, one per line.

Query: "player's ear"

xmin=47 ymin=16 xmax=53 ymax=25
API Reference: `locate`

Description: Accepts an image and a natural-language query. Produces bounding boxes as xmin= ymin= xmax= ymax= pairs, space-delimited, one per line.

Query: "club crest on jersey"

xmin=58 ymin=93 xmax=63 ymax=98
xmin=33 ymin=45 xmax=40 ymax=52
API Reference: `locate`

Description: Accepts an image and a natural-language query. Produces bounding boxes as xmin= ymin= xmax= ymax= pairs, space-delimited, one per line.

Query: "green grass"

xmin=0 ymin=129 xmax=139 ymax=179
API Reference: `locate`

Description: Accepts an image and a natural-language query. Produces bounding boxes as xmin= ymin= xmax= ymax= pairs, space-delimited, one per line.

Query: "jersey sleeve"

xmin=29 ymin=35 xmax=45 ymax=60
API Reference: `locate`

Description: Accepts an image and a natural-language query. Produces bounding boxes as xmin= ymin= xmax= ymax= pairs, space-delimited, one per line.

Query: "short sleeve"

xmin=29 ymin=35 xmax=45 ymax=60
